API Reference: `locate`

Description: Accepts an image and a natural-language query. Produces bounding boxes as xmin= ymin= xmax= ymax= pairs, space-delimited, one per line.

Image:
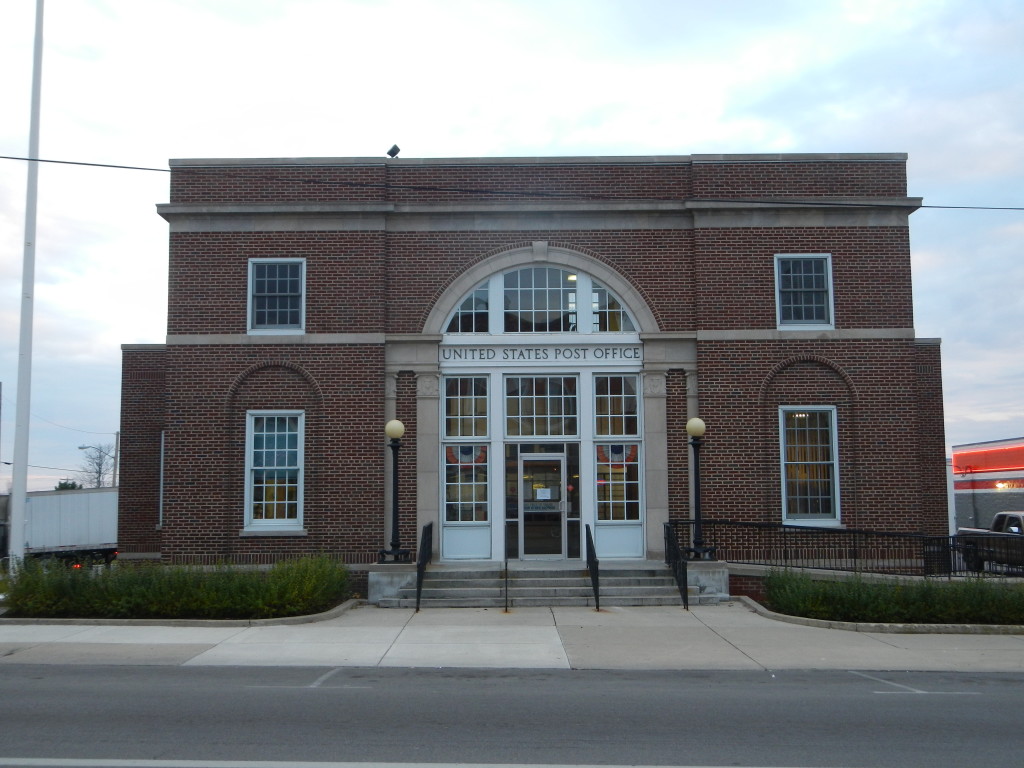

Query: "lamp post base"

xmin=378 ymin=548 xmax=412 ymax=564
xmin=686 ymin=546 xmax=717 ymax=561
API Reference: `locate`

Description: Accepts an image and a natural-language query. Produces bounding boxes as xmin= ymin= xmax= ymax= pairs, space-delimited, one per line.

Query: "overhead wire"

xmin=0 ymin=154 xmax=1022 ymax=210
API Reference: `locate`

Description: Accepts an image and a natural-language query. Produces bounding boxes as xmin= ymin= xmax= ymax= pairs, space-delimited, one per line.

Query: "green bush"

xmin=764 ymin=570 xmax=1024 ymax=624
xmin=5 ymin=556 xmax=349 ymax=620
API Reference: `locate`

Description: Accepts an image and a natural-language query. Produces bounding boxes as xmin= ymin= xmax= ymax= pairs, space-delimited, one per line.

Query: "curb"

xmin=736 ymin=595 xmax=1024 ymax=635
xmin=0 ymin=598 xmax=364 ymax=627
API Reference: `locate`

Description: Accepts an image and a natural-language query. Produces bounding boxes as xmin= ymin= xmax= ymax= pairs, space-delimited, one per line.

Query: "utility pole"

xmin=9 ymin=0 xmax=45 ymax=568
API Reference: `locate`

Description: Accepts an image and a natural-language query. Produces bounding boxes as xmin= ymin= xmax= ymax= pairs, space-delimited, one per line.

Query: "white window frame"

xmin=774 ymin=254 xmax=834 ymax=330
xmin=244 ymin=410 xmax=305 ymax=532
xmin=779 ymin=406 xmax=841 ymax=527
xmin=247 ymin=258 xmax=306 ymax=334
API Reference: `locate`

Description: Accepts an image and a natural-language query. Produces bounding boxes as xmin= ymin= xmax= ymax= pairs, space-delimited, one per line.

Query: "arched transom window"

xmin=446 ymin=267 xmax=636 ymax=334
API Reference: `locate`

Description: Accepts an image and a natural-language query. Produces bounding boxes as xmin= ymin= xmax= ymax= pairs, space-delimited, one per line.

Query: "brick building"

xmin=118 ymin=153 xmax=949 ymax=567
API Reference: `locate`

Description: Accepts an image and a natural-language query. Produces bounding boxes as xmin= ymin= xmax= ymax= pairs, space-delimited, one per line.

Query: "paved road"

xmin=2 ymin=602 xmax=1023 ymax=767
xmin=1 ymin=665 xmax=1022 ymax=768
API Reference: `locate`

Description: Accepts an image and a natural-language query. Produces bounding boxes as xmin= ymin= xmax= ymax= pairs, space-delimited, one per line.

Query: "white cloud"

xmin=1 ymin=0 xmax=1023 ymax=487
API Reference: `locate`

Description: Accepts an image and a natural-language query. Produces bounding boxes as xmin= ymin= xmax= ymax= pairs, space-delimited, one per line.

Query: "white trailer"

xmin=21 ymin=487 xmax=118 ymax=563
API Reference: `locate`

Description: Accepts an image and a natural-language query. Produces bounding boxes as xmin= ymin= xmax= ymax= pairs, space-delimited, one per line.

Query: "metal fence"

xmin=667 ymin=519 xmax=1024 ymax=577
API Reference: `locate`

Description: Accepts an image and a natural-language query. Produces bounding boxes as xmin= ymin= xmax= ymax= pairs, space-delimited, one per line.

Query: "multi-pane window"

xmin=246 ymin=411 xmax=303 ymax=527
xmin=776 ymin=254 xmax=832 ymax=327
xmin=506 ymin=376 xmax=578 ymax=437
xmin=446 ymin=286 xmax=489 ymax=333
xmin=595 ymin=375 xmax=639 ymax=436
xmin=443 ymin=267 xmax=637 ymax=335
xmin=780 ymin=407 xmax=839 ymax=522
xmin=592 ymin=282 xmax=636 ymax=332
xmin=444 ymin=445 xmax=489 ymax=522
xmin=596 ymin=443 xmax=641 ymax=521
xmin=249 ymin=259 xmax=304 ymax=331
xmin=444 ymin=377 xmax=489 ymax=437
xmin=504 ymin=267 xmax=577 ymax=332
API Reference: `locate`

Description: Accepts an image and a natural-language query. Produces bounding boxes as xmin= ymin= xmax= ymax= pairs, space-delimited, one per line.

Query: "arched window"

xmin=445 ymin=267 xmax=636 ymax=335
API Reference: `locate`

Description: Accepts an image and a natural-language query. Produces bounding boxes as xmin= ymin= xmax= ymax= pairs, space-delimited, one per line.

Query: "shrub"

xmin=764 ymin=570 xmax=1024 ymax=624
xmin=5 ymin=556 xmax=349 ymax=620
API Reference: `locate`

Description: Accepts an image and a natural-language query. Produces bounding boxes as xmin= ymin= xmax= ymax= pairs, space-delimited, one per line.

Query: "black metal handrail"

xmin=667 ymin=518 xmax=1024 ymax=578
xmin=663 ymin=522 xmax=689 ymax=609
xmin=585 ymin=524 xmax=600 ymax=611
xmin=504 ymin=556 xmax=510 ymax=613
xmin=415 ymin=522 xmax=433 ymax=612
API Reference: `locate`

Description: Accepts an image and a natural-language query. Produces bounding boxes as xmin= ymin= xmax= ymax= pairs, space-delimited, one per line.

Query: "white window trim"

xmin=243 ymin=410 xmax=305 ymax=532
xmin=774 ymin=253 xmax=834 ymax=331
xmin=779 ymin=405 xmax=841 ymax=527
xmin=247 ymin=257 xmax=306 ymax=334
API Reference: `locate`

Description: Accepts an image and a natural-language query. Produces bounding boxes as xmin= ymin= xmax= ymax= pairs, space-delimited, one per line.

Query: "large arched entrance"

xmin=387 ymin=242 xmax=688 ymax=562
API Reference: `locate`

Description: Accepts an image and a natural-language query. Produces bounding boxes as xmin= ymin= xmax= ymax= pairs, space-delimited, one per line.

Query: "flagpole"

xmin=9 ymin=0 xmax=45 ymax=568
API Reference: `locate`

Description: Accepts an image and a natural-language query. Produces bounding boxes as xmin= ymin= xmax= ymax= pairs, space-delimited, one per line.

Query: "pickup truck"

xmin=956 ymin=512 xmax=1024 ymax=572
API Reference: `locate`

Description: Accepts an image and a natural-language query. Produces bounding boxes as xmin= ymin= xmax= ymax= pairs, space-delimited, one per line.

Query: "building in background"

xmin=118 ymin=153 xmax=949 ymax=565
xmin=952 ymin=437 xmax=1024 ymax=530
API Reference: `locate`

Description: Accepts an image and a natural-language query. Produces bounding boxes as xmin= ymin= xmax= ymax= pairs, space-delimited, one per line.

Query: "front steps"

xmin=374 ymin=561 xmax=728 ymax=608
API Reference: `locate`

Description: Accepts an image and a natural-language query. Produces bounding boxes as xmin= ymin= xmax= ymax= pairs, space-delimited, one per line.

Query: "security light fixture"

xmin=387 ymin=144 xmax=400 ymax=158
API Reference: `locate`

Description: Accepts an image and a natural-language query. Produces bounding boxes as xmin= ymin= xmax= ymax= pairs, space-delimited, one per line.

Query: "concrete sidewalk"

xmin=2 ymin=600 xmax=1023 ymax=671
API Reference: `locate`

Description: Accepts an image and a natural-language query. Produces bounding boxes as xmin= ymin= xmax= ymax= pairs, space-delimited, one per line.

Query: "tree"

xmin=77 ymin=444 xmax=115 ymax=488
xmin=55 ymin=478 xmax=83 ymax=490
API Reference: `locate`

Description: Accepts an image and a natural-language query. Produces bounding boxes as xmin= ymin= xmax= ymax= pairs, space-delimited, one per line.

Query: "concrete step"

xmin=376 ymin=592 xmax=725 ymax=609
xmin=375 ymin=562 xmax=729 ymax=608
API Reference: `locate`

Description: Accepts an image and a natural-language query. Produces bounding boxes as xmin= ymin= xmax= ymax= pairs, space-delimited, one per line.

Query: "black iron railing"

xmin=415 ymin=522 xmax=433 ymax=612
xmin=667 ymin=519 xmax=1024 ymax=577
xmin=663 ymin=522 xmax=690 ymax=609
xmin=585 ymin=524 xmax=600 ymax=610
xmin=504 ymin=556 xmax=510 ymax=613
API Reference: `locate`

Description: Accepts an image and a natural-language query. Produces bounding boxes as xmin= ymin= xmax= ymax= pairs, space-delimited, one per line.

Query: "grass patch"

xmin=4 ymin=556 xmax=349 ymax=620
xmin=764 ymin=570 xmax=1024 ymax=624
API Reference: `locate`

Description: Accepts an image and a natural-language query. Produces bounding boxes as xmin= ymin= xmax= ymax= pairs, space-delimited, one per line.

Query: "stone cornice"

xmin=158 ymin=197 xmax=919 ymax=233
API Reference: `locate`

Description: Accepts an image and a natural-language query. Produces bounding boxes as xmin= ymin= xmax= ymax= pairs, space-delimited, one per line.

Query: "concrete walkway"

xmin=2 ymin=599 xmax=1023 ymax=671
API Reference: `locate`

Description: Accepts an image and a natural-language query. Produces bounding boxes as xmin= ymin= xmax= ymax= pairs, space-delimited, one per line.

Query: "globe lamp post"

xmin=379 ymin=419 xmax=411 ymax=563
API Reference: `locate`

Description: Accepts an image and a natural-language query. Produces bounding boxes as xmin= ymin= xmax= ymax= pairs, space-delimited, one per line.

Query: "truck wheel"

xmin=963 ymin=547 xmax=984 ymax=573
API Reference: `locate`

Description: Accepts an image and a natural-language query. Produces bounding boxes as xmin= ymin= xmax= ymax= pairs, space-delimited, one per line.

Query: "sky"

xmin=1 ymin=0 xmax=1022 ymax=492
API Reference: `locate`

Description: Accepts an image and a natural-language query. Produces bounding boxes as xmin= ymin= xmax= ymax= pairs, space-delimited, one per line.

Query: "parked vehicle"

xmin=16 ymin=488 xmax=118 ymax=564
xmin=955 ymin=512 xmax=1024 ymax=571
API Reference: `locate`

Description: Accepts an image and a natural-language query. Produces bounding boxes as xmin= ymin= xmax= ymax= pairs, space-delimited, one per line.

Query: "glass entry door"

xmin=520 ymin=455 xmax=566 ymax=557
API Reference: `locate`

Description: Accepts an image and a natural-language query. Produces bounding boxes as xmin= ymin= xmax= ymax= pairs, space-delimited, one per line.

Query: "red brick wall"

xmin=695 ymin=339 xmax=948 ymax=533
xmin=158 ymin=344 xmax=386 ymax=563
xmin=169 ymin=156 xmax=905 ymax=205
xmin=168 ymin=232 xmax=386 ymax=335
xmin=169 ymin=160 xmax=693 ymax=205
xmin=693 ymin=227 xmax=914 ymax=330
xmin=913 ymin=342 xmax=948 ymax=535
xmin=692 ymin=158 xmax=907 ymax=198
xmin=118 ymin=347 xmax=166 ymax=554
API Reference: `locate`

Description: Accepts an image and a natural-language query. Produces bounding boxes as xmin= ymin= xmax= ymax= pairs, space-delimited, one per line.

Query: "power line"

xmin=0 ymin=154 xmax=168 ymax=173
xmin=1 ymin=154 xmax=1022 ymax=210
xmin=0 ymin=394 xmax=115 ymax=435
xmin=1 ymin=461 xmax=80 ymax=473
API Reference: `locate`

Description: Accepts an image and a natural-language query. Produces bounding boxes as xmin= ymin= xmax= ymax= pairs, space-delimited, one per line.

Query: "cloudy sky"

xmin=1 ymin=0 xmax=1022 ymax=492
